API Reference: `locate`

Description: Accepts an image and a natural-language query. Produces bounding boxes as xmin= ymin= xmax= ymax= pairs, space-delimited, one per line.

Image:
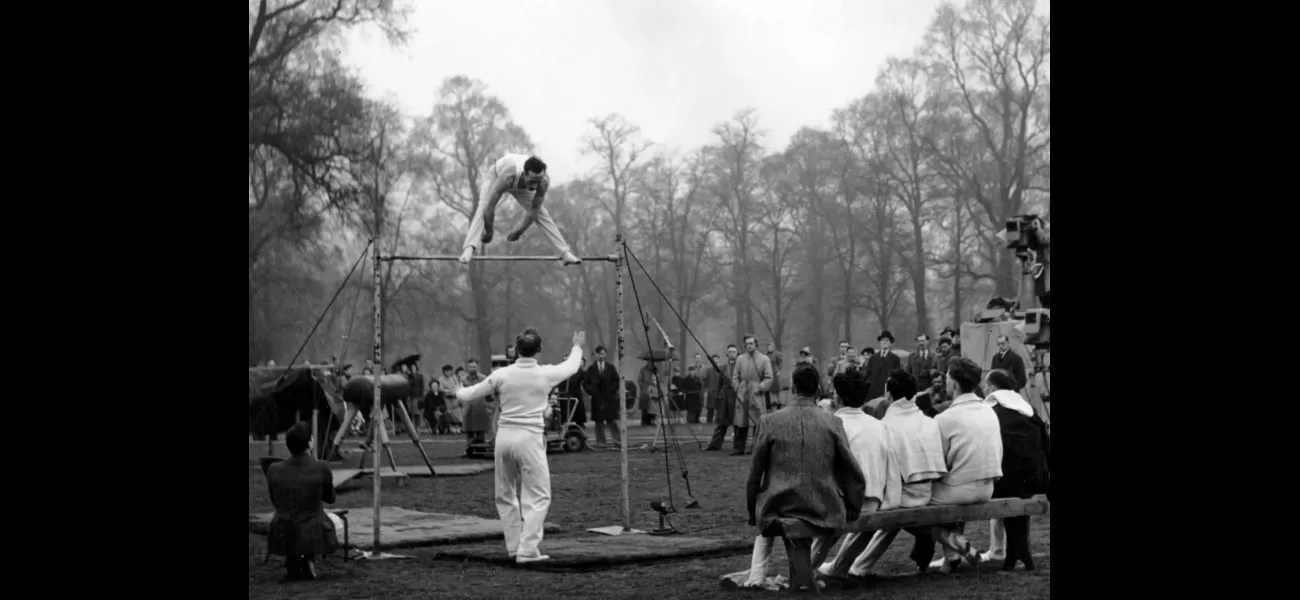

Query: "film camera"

xmin=1003 ymin=214 xmax=1050 ymax=309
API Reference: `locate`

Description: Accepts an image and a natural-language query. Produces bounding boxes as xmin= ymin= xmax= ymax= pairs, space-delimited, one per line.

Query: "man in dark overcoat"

xmin=582 ymin=345 xmax=622 ymax=447
xmin=705 ymin=345 xmax=741 ymax=451
xmin=863 ymin=331 xmax=903 ymax=408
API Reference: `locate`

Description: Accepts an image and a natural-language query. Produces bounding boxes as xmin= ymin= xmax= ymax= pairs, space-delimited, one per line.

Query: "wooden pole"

xmin=616 ymin=235 xmax=630 ymax=531
xmin=371 ymin=236 xmax=384 ymax=552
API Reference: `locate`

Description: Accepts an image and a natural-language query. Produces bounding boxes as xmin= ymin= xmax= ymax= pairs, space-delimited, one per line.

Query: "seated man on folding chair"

xmin=732 ymin=364 xmax=866 ymax=592
xmin=265 ymin=422 xmax=340 ymax=581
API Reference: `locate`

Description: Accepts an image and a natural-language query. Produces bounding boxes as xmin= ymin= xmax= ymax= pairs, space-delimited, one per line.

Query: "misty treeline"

xmin=248 ymin=0 xmax=1049 ymax=371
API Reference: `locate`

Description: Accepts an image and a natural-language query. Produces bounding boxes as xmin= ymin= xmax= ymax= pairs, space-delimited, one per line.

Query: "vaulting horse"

xmin=248 ymin=366 xmax=347 ymax=455
xmin=322 ymin=373 xmax=436 ymax=475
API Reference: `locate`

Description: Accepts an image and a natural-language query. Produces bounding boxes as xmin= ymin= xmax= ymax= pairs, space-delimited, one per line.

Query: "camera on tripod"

xmin=1004 ymin=214 xmax=1048 ymax=258
xmin=1002 ymin=213 xmax=1050 ymax=309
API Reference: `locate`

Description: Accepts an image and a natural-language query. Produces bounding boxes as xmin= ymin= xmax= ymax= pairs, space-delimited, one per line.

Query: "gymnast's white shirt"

xmin=456 ymin=345 xmax=583 ymax=434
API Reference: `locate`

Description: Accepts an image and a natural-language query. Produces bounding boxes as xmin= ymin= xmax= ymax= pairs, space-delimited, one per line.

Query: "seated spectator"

xmin=833 ymin=369 xmax=949 ymax=577
xmin=266 ymin=422 xmax=339 ymax=581
xmin=812 ymin=369 xmax=902 ymax=576
xmin=916 ymin=358 xmax=1004 ymax=573
xmin=979 ymin=369 xmax=1050 ymax=569
xmin=735 ymin=364 xmax=865 ymax=591
xmin=423 ymin=375 xmax=443 ymax=434
xmin=432 ymin=404 xmax=451 ymax=434
xmin=434 ymin=364 xmax=462 ymax=434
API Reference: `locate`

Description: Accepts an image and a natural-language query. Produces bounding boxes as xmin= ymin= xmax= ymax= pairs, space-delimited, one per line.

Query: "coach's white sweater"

xmin=456 ymin=346 xmax=583 ymax=433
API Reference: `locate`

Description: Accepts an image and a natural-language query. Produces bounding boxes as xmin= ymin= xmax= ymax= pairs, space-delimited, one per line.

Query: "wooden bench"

xmin=848 ymin=495 xmax=1048 ymax=532
xmin=722 ymin=496 xmax=1049 ymax=591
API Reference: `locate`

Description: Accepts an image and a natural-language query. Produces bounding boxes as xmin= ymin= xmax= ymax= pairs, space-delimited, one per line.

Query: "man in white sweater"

xmin=920 ymin=357 xmax=1003 ymax=572
xmin=457 ymin=327 xmax=585 ymax=563
xmin=838 ymin=369 xmax=949 ymax=577
xmin=813 ymin=369 xmax=901 ymax=575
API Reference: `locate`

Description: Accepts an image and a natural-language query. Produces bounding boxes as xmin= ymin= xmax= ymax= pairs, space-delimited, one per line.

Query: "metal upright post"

xmin=616 ymin=235 xmax=631 ymax=532
xmin=358 ymin=237 xmax=411 ymax=561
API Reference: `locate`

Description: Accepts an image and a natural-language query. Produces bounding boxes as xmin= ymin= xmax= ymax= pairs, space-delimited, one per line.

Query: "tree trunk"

xmin=909 ymin=213 xmax=930 ymax=338
xmin=249 ymin=274 xmax=258 ymax=362
xmin=951 ymin=198 xmax=964 ymax=329
xmin=504 ymin=272 xmax=514 ymax=348
xmin=580 ymin=267 xmax=605 ymax=346
xmin=807 ymin=244 xmax=825 ymax=359
xmin=994 ymin=250 xmax=1016 ymax=298
xmin=470 ymin=262 xmax=493 ymax=369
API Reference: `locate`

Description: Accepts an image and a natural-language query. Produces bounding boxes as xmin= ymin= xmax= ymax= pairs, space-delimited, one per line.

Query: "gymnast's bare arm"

xmin=480 ymin=174 xmax=514 ymax=244
xmin=507 ymin=174 xmax=549 ymax=242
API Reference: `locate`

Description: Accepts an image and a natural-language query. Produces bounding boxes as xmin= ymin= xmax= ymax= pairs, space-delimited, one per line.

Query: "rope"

xmin=624 ymin=251 xmax=676 ymax=505
xmin=337 ymin=245 xmax=370 ymax=365
xmin=624 ymin=247 xmax=703 ymax=506
xmin=280 ymin=237 xmax=375 ymax=372
xmin=622 ymin=244 xmax=732 ymax=391
xmin=642 ymin=311 xmax=699 ymax=483
xmin=625 ymin=242 xmax=742 ymax=504
xmin=258 ymin=238 xmax=374 ymax=452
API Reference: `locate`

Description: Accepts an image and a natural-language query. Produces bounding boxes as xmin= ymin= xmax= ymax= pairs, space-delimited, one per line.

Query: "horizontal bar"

xmin=381 ymin=254 xmax=620 ymax=263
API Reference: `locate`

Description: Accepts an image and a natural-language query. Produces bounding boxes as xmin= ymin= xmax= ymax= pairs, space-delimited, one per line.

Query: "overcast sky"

xmin=343 ymin=0 xmax=947 ymax=185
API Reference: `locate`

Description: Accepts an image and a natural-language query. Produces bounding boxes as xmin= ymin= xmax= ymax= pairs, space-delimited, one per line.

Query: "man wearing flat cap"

xmin=863 ymin=331 xmax=902 ymax=410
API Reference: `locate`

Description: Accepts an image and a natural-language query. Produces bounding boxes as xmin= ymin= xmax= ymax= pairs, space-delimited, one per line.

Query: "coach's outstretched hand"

xmin=573 ymin=330 xmax=586 ymax=348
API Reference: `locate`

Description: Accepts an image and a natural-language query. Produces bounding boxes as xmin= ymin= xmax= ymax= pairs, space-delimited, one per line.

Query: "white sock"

xmin=746 ymin=536 xmax=774 ymax=583
xmin=986 ymin=519 xmax=1006 ymax=555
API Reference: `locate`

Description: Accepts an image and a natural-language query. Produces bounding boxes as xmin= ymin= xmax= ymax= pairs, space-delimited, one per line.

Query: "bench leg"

xmin=780 ymin=537 xmax=819 ymax=594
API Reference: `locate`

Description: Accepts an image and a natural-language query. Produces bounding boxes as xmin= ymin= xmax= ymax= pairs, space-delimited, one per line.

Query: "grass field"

xmin=248 ymin=425 xmax=1050 ymax=599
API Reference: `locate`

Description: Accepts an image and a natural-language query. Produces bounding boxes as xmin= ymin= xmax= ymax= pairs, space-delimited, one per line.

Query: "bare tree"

xmin=877 ymin=57 xmax=945 ymax=337
xmin=417 ymin=75 xmax=533 ymax=369
xmin=923 ymin=0 xmax=1050 ymax=297
xmin=582 ymin=114 xmax=652 ymax=348
xmin=752 ymin=155 xmax=805 ymax=349
xmin=639 ymin=151 xmax=717 ymax=353
xmin=247 ymin=0 xmax=409 ymax=361
xmin=782 ymin=127 xmax=844 ymax=356
xmin=707 ymin=109 xmax=766 ymax=343
xmin=838 ymin=95 xmax=911 ymax=333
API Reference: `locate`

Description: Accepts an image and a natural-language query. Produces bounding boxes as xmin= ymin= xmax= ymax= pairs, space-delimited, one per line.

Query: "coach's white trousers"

xmin=494 ymin=426 xmax=551 ymax=557
xmin=462 ymin=188 xmax=572 ymax=255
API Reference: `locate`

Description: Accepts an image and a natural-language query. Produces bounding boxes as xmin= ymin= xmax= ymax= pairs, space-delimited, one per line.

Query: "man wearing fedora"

xmin=863 ymin=331 xmax=902 ymax=404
